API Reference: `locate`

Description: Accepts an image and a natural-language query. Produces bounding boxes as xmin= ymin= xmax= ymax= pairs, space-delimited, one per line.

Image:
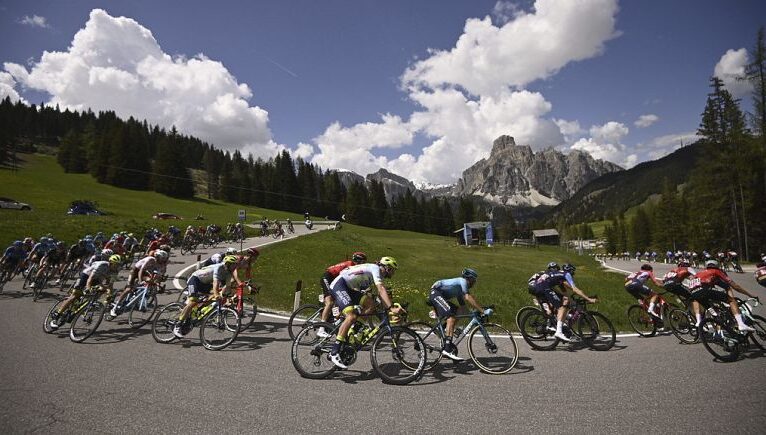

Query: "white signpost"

xmin=237 ymin=210 xmax=246 ymax=250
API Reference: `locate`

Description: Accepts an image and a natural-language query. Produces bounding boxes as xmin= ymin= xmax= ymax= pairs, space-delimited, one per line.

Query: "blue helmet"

xmin=547 ymin=261 xmax=560 ymax=271
xmin=13 ymin=240 xmax=23 ymax=248
xmin=462 ymin=268 xmax=478 ymax=280
xmin=562 ymin=264 xmax=576 ymax=274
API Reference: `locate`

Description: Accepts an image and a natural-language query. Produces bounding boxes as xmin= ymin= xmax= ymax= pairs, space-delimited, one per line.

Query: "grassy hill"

xmin=2 ymin=154 xmax=640 ymax=330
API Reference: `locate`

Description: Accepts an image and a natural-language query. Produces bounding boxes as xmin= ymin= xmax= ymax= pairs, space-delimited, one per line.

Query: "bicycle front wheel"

xmin=370 ymin=326 xmax=426 ymax=385
xmin=699 ymin=317 xmax=740 ymax=362
xmin=43 ymin=299 xmax=66 ymax=334
xmin=405 ymin=321 xmax=443 ymax=370
xmin=200 ymin=307 xmax=240 ymax=350
xmin=128 ymin=291 xmax=159 ymax=329
xmin=291 ymin=322 xmax=337 ymax=379
xmin=287 ymin=304 xmax=323 ymax=340
xmin=69 ymin=300 xmax=107 ymax=343
xmin=669 ymin=308 xmax=698 ymax=344
xmin=518 ymin=308 xmax=559 ymax=351
xmin=627 ymin=304 xmax=656 ymax=337
xmin=152 ymin=302 xmax=183 ymax=343
xmin=467 ymin=323 xmax=519 ymax=374
xmin=746 ymin=314 xmax=766 ymax=351
xmin=578 ymin=312 xmax=616 ymax=351
xmin=237 ymin=298 xmax=257 ymax=332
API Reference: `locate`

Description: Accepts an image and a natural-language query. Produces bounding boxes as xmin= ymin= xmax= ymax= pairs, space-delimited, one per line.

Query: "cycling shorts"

xmin=662 ymin=282 xmax=691 ymax=300
xmin=625 ymin=282 xmax=653 ymax=299
xmin=428 ymin=289 xmax=458 ymax=318
xmin=688 ymin=286 xmax=728 ymax=305
xmin=537 ymin=287 xmax=564 ymax=310
xmin=3 ymin=256 xmax=22 ymax=268
xmin=187 ymin=276 xmax=213 ymax=297
xmin=329 ymin=279 xmax=366 ymax=314
xmin=320 ymin=271 xmax=334 ymax=297
xmin=73 ymin=272 xmax=89 ymax=291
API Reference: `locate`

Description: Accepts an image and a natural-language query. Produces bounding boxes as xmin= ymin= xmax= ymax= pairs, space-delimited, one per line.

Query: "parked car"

xmin=67 ymin=200 xmax=105 ymax=216
xmin=153 ymin=212 xmax=182 ymax=220
xmin=0 ymin=197 xmax=32 ymax=210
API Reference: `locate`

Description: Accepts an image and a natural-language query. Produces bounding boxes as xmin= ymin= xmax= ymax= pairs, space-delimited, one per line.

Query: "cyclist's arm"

xmin=562 ymin=282 xmax=596 ymax=303
xmin=375 ymin=283 xmax=397 ymax=312
xmin=730 ymin=281 xmax=755 ymax=298
xmin=463 ymin=293 xmax=483 ymax=312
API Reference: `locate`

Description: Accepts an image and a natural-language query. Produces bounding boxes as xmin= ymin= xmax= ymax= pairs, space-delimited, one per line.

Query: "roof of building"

xmin=532 ymin=229 xmax=559 ymax=238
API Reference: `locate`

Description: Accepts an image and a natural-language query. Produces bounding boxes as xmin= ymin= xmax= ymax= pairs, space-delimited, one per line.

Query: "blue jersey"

xmin=431 ymin=277 xmax=471 ymax=305
xmin=533 ymin=271 xmax=575 ymax=292
xmin=4 ymin=246 xmax=25 ymax=260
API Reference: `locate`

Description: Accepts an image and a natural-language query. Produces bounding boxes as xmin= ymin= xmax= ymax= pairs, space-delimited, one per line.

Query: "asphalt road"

xmin=0 ymin=237 xmax=764 ymax=434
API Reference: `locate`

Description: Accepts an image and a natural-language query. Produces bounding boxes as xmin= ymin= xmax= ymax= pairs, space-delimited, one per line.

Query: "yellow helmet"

xmin=108 ymin=254 xmax=122 ymax=265
xmin=379 ymin=256 xmax=398 ymax=269
xmin=222 ymin=255 xmax=238 ymax=266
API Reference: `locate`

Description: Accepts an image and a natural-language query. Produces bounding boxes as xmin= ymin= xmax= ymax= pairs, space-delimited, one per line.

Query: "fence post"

xmin=293 ymin=280 xmax=303 ymax=312
xmin=195 ymin=254 xmax=201 ymax=270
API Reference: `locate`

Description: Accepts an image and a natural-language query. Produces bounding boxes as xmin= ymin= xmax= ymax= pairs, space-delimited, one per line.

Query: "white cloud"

xmin=634 ymin=114 xmax=658 ymax=128
xmin=554 ymin=118 xmax=584 ymax=142
xmin=571 ymin=121 xmax=633 ymax=167
xmin=308 ymin=0 xmax=619 ymax=183
xmin=0 ymin=71 xmax=26 ymax=103
xmin=491 ymin=1 xmax=526 ymax=25
xmin=4 ymin=9 xmax=275 ymax=158
xmin=714 ymin=48 xmax=752 ymax=99
xmin=642 ymin=131 xmax=700 ymax=159
xmin=20 ymin=15 xmax=50 ymax=29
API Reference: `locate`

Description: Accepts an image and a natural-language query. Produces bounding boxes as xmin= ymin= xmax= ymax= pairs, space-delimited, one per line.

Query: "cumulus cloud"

xmin=641 ymin=131 xmax=701 ymax=159
xmin=308 ymin=0 xmax=619 ymax=183
xmin=634 ymin=114 xmax=658 ymax=128
xmin=0 ymin=72 xmax=26 ymax=103
xmin=714 ymin=48 xmax=752 ymax=99
xmin=4 ymin=9 xmax=277 ymax=158
xmin=19 ymin=15 xmax=50 ymax=29
xmin=571 ymin=121 xmax=634 ymax=167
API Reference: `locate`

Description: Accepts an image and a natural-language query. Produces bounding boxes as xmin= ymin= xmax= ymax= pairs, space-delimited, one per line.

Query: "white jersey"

xmin=331 ymin=263 xmax=383 ymax=292
xmin=191 ymin=263 xmax=231 ymax=285
xmin=84 ymin=261 xmax=116 ymax=282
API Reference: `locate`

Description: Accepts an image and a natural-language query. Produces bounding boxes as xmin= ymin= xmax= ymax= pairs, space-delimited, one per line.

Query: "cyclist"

xmin=173 ymin=255 xmax=241 ymax=337
xmin=199 ymin=247 xmax=237 ymax=269
xmin=31 ymin=241 xmax=66 ymax=288
xmin=110 ymin=250 xmax=169 ymax=317
xmin=755 ymin=255 xmax=766 ymax=288
xmin=526 ymin=262 xmax=561 ymax=316
xmin=234 ymin=247 xmax=260 ymax=285
xmin=624 ymin=264 xmax=664 ymax=319
xmin=661 ymin=260 xmax=696 ymax=301
xmin=25 ymin=237 xmax=51 ymax=270
xmin=327 ymin=257 xmax=403 ymax=369
xmin=1 ymin=241 xmax=26 ymax=276
xmin=688 ymin=260 xmax=757 ymax=331
xmin=49 ymin=254 xmax=122 ymax=329
xmin=122 ymin=233 xmax=140 ymax=256
xmin=428 ymin=268 xmax=492 ymax=360
xmin=531 ymin=263 xmax=597 ymax=342
xmin=316 ymin=251 xmax=367 ymax=338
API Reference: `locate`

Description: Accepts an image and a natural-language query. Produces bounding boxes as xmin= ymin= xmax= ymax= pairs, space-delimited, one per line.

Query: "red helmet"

xmin=247 ymin=247 xmax=260 ymax=257
xmin=351 ymin=251 xmax=367 ymax=263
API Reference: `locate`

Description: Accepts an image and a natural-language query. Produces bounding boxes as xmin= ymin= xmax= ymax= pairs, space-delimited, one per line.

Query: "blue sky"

xmin=1 ymin=0 xmax=764 ymax=185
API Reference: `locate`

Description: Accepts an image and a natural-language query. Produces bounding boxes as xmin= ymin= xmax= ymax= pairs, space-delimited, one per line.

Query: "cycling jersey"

xmin=755 ymin=263 xmax=766 ymax=287
xmin=200 ymin=252 xmax=224 ymax=268
xmin=330 ymin=263 xmax=382 ymax=292
xmin=67 ymin=245 xmax=88 ymax=261
xmin=533 ymin=271 xmax=575 ymax=293
xmin=626 ymin=270 xmax=657 ymax=286
xmin=133 ymin=256 xmax=159 ymax=272
xmin=29 ymin=242 xmax=50 ymax=257
xmin=320 ymin=260 xmax=354 ymax=296
xmin=191 ymin=263 xmax=231 ymax=285
xmin=688 ymin=269 xmax=733 ymax=291
xmin=3 ymin=246 xmax=25 ymax=260
xmin=662 ymin=267 xmax=696 ymax=285
xmin=430 ymin=277 xmax=471 ymax=305
xmin=43 ymin=249 xmax=65 ymax=264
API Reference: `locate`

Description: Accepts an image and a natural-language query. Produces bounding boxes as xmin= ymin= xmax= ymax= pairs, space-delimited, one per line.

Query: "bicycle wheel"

xmin=468 ymin=323 xmax=519 ymax=374
xmin=69 ymin=299 xmax=107 ymax=343
xmin=699 ymin=317 xmax=740 ymax=362
xmin=405 ymin=321 xmax=443 ymax=370
xmin=128 ymin=291 xmax=159 ymax=329
xmin=370 ymin=326 xmax=426 ymax=385
xmin=237 ymin=297 xmax=257 ymax=332
xmin=43 ymin=299 xmax=66 ymax=334
xmin=515 ymin=305 xmax=541 ymax=332
xmin=152 ymin=302 xmax=183 ymax=343
xmin=290 ymin=321 xmax=337 ymax=379
xmin=200 ymin=306 xmax=240 ymax=350
xmin=669 ymin=308 xmax=699 ymax=344
xmin=578 ymin=312 xmax=616 ymax=351
xmin=626 ymin=304 xmax=656 ymax=337
xmin=32 ymin=271 xmax=50 ymax=301
xmin=747 ymin=314 xmax=766 ymax=351
xmin=287 ymin=304 xmax=323 ymax=340
xmin=22 ymin=265 xmax=36 ymax=289
xmin=518 ymin=308 xmax=559 ymax=351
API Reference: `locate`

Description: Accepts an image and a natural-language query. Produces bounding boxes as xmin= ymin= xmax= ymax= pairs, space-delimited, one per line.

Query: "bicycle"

xmin=406 ymin=305 xmax=519 ymax=374
xmin=287 ymin=300 xmax=324 ymax=340
xmin=626 ymin=291 xmax=683 ymax=337
xmin=0 ymin=260 xmax=22 ymax=293
xmin=699 ymin=298 xmax=765 ymax=362
xmin=518 ymin=295 xmax=616 ymax=351
xmin=43 ymin=284 xmax=109 ymax=342
xmin=58 ymin=259 xmax=83 ymax=291
xmin=106 ymin=274 xmax=162 ymax=329
xmin=151 ymin=295 xmax=241 ymax=350
xmin=224 ymin=281 xmax=258 ymax=332
xmin=291 ymin=304 xmax=426 ymax=385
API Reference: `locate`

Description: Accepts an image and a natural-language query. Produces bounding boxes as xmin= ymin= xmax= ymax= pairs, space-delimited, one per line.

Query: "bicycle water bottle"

xmin=200 ymin=302 xmax=216 ymax=317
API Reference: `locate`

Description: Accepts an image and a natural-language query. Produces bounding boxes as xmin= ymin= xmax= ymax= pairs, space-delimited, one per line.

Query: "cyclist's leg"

xmin=328 ymin=281 xmax=359 ymax=354
xmin=319 ymin=274 xmax=334 ymax=322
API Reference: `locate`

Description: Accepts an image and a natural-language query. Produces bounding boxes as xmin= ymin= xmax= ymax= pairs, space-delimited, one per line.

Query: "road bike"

xmin=699 ymin=298 xmax=765 ymax=362
xmin=43 ymin=285 xmax=109 ymax=342
xmin=287 ymin=301 xmax=324 ymax=340
xmin=106 ymin=274 xmax=162 ymax=328
xmin=58 ymin=259 xmax=83 ymax=291
xmin=291 ymin=304 xmax=426 ymax=385
xmin=626 ymin=291 xmax=683 ymax=337
xmin=518 ymin=295 xmax=616 ymax=351
xmin=151 ymin=295 xmax=241 ymax=350
xmin=224 ymin=281 xmax=258 ymax=332
xmin=0 ymin=261 xmax=21 ymax=293
xmin=406 ymin=305 xmax=518 ymax=374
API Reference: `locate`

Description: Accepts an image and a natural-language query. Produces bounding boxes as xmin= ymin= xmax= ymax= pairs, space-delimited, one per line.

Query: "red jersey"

xmin=662 ymin=267 xmax=695 ymax=285
xmin=755 ymin=264 xmax=766 ymax=284
xmin=325 ymin=260 xmax=355 ymax=278
xmin=689 ymin=268 xmax=733 ymax=291
xmin=147 ymin=240 xmax=161 ymax=252
xmin=104 ymin=240 xmax=125 ymax=255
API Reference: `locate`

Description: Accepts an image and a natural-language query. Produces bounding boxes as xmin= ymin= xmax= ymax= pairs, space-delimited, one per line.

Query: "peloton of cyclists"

xmin=687 ymin=260 xmax=758 ymax=332
xmin=531 ymin=263 xmax=597 ymax=342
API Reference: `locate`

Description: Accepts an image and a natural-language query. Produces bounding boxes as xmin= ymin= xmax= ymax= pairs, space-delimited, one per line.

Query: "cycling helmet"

xmin=159 ymin=244 xmax=171 ymax=252
xmin=97 ymin=232 xmax=104 ymax=236
xmin=351 ymin=251 xmax=367 ymax=263
xmin=13 ymin=240 xmax=23 ymax=248
xmin=246 ymin=247 xmax=260 ymax=257
xmin=102 ymin=249 xmax=114 ymax=257
xmin=547 ymin=261 xmax=560 ymax=271
xmin=705 ymin=260 xmax=719 ymax=269
xmin=640 ymin=264 xmax=653 ymax=271
xmin=677 ymin=259 xmax=690 ymax=267
xmin=379 ymin=256 xmax=398 ymax=269
xmin=225 ymin=247 xmax=238 ymax=255
xmin=24 ymin=237 xmax=33 ymax=243
xmin=462 ymin=268 xmax=478 ymax=280
xmin=222 ymin=255 xmax=238 ymax=266
xmin=108 ymin=254 xmax=122 ymax=265
xmin=128 ymin=233 xmax=134 ymax=238
xmin=154 ymin=250 xmax=169 ymax=261
xmin=57 ymin=241 xmax=65 ymax=248
xmin=562 ymin=264 xmax=576 ymax=274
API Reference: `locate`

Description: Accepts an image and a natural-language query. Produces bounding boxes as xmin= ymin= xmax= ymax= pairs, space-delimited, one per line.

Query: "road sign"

xmin=238 ymin=209 xmax=246 ymax=221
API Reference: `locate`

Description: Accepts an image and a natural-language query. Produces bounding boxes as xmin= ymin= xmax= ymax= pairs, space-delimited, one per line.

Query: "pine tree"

xmin=152 ymin=136 xmax=194 ymax=198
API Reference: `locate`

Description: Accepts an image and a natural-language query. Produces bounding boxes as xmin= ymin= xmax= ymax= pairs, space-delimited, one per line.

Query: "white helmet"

xmin=154 ymin=250 xmax=169 ymax=261
xmin=225 ymin=247 xmax=237 ymax=255
xmin=101 ymin=249 xmax=114 ymax=257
